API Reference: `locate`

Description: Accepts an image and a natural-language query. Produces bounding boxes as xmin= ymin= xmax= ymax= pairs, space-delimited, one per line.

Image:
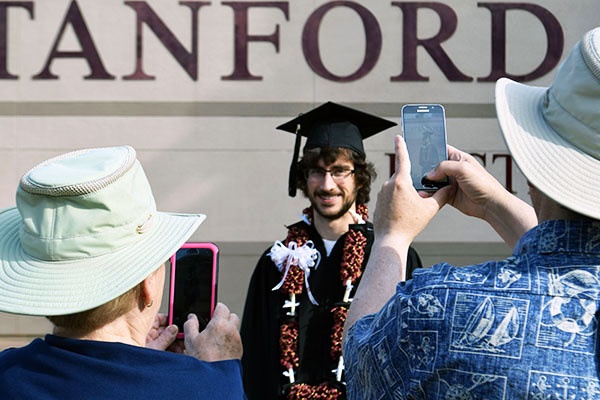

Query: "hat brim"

xmin=495 ymin=77 xmax=600 ymax=220
xmin=0 ymin=207 xmax=205 ymax=316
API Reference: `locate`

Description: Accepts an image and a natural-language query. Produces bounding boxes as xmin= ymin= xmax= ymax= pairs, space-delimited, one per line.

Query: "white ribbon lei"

xmin=349 ymin=209 xmax=365 ymax=224
xmin=269 ymin=240 xmax=321 ymax=305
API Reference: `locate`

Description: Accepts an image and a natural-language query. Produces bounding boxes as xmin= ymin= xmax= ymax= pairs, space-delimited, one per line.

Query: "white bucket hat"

xmin=495 ymin=27 xmax=600 ymax=220
xmin=0 ymin=146 xmax=205 ymax=316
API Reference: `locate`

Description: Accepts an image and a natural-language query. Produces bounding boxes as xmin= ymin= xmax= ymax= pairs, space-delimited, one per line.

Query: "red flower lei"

xmin=276 ymin=205 xmax=369 ymax=399
xmin=288 ymin=383 xmax=343 ymax=400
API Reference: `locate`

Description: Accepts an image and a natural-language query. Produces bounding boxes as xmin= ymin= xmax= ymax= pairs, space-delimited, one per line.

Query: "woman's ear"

xmin=136 ymin=278 xmax=152 ymax=311
xmin=139 ymin=263 xmax=165 ymax=311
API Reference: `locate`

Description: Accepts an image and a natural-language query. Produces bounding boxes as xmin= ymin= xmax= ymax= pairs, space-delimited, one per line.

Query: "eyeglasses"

xmin=304 ymin=167 xmax=355 ymax=182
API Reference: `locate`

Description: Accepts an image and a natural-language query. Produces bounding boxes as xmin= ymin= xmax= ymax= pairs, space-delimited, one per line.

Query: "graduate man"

xmin=240 ymin=102 xmax=422 ymax=400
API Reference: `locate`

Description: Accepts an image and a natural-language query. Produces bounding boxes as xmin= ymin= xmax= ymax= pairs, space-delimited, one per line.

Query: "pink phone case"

xmin=168 ymin=242 xmax=218 ymax=339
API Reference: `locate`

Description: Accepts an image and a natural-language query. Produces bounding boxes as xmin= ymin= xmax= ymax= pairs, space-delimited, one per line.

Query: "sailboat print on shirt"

xmin=489 ymin=307 xmax=519 ymax=347
xmin=456 ymin=297 xmax=494 ymax=347
xmin=453 ymin=297 xmax=520 ymax=353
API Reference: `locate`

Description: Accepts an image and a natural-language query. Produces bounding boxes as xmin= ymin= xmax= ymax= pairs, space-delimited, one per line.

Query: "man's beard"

xmin=310 ymin=189 xmax=358 ymax=221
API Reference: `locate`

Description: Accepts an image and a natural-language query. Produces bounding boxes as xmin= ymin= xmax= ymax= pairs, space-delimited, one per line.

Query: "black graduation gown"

xmin=240 ymin=221 xmax=422 ymax=400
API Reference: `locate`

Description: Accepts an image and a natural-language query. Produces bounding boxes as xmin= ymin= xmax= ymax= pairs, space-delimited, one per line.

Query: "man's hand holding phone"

xmin=428 ymin=145 xmax=537 ymax=247
xmin=427 ymin=146 xmax=507 ymax=220
xmin=345 ymin=136 xmax=453 ymax=331
xmin=375 ymin=136 xmax=453 ymax=247
xmin=184 ymin=303 xmax=243 ymax=362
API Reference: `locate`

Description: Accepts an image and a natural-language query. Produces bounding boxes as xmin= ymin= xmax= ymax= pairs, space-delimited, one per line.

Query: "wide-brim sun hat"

xmin=0 ymin=146 xmax=205 ymax=316
xmin=495 ymin=27 xmax=600 ymax=220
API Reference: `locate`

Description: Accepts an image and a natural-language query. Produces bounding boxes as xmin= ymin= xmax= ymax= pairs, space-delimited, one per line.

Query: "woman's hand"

xmin=184 ymin=303 xmax=243 ymax=362
xmin=145 ymin=313 xmax=182 ymax=352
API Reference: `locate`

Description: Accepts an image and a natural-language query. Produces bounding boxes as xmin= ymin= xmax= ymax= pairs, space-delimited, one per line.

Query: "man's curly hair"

xmin=296 ymin=147 xmax=377 ymax=205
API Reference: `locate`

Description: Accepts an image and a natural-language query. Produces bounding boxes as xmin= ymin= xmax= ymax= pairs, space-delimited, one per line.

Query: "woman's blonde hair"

xmin=47 ymin=283 xmax=142 ymax=334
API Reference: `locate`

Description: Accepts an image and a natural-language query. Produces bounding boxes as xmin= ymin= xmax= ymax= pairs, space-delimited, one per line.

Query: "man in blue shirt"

xmin=343 ymin=27 xmax=600 ymax=399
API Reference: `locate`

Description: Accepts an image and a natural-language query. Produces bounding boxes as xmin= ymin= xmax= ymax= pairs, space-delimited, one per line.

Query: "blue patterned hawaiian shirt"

xmin=343 ymin=220 xmax=600 ymax=399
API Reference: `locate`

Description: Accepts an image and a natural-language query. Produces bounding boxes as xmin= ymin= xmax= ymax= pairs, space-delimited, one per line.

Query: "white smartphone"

xmin=401 ymin=104 xmax=449 ymax=191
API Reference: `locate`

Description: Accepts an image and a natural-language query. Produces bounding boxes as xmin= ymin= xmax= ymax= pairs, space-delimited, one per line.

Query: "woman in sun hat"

xmin=0 ymin=146 xmax=245 ymax=399
xmin=343 ymin=26 xmax=600 ymax=399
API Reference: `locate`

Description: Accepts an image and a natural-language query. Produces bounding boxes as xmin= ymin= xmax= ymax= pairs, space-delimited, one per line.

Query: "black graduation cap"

xmin=277 ymin=102 xmax=397 ymax=197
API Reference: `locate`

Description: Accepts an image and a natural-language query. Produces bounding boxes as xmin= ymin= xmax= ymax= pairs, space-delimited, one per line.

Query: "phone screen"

xmin=169 ymin=243 xmax=218 ymax=338
xmin=402 ymin=104 xmax=449 ymax=191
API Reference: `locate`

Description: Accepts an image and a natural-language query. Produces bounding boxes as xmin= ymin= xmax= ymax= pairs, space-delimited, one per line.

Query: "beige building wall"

xmin=0 ymin=0 xmax=597 ymax=349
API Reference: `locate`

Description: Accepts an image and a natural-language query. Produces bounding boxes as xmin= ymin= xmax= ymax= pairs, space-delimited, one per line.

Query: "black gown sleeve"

xmin=240 ymin=251 xmax=283 ymax=400
xmin=405 ymin=246 xmax=423 ymax=280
